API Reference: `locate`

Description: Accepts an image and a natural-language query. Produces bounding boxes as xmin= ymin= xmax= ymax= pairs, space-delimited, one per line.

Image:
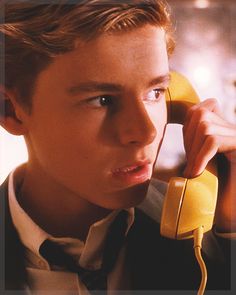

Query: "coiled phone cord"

xmin=193 ymin=226 xmax=207 ymax=295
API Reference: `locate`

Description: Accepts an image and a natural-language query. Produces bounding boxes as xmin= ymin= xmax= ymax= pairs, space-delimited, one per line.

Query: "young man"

xmin=0 ymin=0 xmax=236 ymax=294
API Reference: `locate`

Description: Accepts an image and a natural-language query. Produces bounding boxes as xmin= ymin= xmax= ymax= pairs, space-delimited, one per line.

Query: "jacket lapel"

xmin=126 ymin=208 xmax=200 ymax=291
xmin=0 ymin=177 xmax=28 ymax=292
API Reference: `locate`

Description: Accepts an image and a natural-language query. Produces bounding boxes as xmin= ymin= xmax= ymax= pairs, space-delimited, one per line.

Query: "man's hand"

xmin=182 ymin=98 xmax=236 ymax=232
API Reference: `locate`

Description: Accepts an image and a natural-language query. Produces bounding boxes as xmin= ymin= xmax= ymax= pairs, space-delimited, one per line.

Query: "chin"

xmin=104 ymin=181 xmax=150 ymax=210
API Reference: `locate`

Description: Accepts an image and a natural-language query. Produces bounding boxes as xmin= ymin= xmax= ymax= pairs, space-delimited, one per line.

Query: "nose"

xmin=115 ymin=99 xmax=157 ymax=146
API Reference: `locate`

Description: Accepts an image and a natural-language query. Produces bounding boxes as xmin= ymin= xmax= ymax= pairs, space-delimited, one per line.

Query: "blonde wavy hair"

xmin=0 ymin=0 xmax=175 ymax=110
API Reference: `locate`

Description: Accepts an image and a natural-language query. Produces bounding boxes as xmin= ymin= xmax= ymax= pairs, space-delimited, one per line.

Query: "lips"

xmin=113 ymin=164 xmax=144 ymax=174
xmin=111 ymin=161 xmax=152 ymax=186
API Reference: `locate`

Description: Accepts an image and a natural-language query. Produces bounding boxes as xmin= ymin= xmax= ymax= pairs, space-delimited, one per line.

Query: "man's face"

xmin=23 ymin=25 xmax=169 ymax=209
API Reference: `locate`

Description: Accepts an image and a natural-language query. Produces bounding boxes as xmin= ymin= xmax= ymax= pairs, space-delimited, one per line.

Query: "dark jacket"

xmin=0 ymin=177 xmax=234 ymax=294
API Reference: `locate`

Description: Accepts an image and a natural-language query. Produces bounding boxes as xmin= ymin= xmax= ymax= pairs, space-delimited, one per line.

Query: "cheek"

xmin=28 ymin=124 xmax=107 ymax=192
xmin=33 ymin=130 xmax=93 ymax=164
xmin=27 ymin=115 xmax=92 ymax=166
xmin=148 ymin=99 xmax=167 ymax=137
xmin=28 ymin=115 xmax=110 ymax=189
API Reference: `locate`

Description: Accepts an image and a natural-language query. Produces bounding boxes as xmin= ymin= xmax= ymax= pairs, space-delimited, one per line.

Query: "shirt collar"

xmin=8 ymin=164 xmax=49 ymax=255
xmin=8 ymin=164 xmax=135 ymax=269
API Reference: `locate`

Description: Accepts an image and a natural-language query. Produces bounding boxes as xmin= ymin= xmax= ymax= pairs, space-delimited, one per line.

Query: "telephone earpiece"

xmin=160 ymin=72 xmax=218 ymax=240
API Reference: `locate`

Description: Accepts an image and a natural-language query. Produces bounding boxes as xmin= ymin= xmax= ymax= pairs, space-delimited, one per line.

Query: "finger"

xmin=184 ymin=122 xmax=236 ymax=176
xmin=184 ymin=134 xmax=236 ymax=178
xmin=184 ymin=135 xmax=218 ymax=178
xmin=183 ymin=107 xmax=232 ymax=155
xmin=186 ymin=121 xmax=236 ymax=149
xmin=218 ymin=135 xmax=236 ymax=153
xmin=185 ymin=98 xmax=222 ymax=125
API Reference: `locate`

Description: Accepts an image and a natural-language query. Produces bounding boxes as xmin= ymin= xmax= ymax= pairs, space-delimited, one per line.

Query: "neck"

xmin=17 ymin=163 xmax=112 ymax=241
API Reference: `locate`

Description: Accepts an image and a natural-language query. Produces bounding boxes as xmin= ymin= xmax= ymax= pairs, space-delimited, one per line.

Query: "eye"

xmin=145 ymin=88 xmax=166 ymax=102
xmin=87 ymin=95 xmax=113 ymax=107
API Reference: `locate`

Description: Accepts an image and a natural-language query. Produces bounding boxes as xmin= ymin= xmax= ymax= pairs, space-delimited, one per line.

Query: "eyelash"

xmin=86 ymin=95 xmax=114 ymax=108
xmin=145 ymin=88 xmax=166 ymax=102
xmin=85 ymin=88 xmax=166 ymax=108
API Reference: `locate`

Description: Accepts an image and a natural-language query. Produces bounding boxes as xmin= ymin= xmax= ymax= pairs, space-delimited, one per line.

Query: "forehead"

xmin=35 ymin=25 xmax=169 ymax=92
xmin=75 ymin=24 xmax=167 ymax=64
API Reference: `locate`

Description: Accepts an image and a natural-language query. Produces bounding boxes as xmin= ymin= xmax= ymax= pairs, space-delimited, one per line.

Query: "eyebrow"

xmin=67 ymin=73 xmax=170 ymax=95
xmin=67 ymin=82 xmax=123 ymax=95
xmin=147 ymin=73 xmax=171 ymax=88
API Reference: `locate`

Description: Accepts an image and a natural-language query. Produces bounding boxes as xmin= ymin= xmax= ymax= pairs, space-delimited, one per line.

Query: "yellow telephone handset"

xmin=160 ymin=72 xmax=218 ymax=240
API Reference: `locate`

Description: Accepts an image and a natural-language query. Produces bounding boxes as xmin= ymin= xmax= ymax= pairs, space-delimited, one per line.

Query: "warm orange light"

xmin=194 ymin=0 xmax=210 ymax=9
xmin=192 ymin=66 xmax=212 ymax=88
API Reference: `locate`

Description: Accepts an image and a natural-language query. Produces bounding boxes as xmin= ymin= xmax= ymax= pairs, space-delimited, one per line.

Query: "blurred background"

xmin=155 ymin=0 xmax=236 ymax=179
xmin=0 ymin=0 xmax=236 ymax=184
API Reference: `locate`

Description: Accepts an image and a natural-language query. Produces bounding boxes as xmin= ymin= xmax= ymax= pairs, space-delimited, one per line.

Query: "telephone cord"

xmin=193 ymin=226 xmax=207 ymax=295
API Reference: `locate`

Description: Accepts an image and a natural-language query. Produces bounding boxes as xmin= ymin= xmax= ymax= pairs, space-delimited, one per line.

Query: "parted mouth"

xmin=110 ymin=159 xmax=153 ymax=187
xmin=112 ymin=160 xmax=151 ymax=175
xmin=114 ymin=165 xmax=142 ymax=173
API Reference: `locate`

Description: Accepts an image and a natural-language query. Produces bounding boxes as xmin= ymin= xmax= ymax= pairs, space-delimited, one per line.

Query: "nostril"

xmin=116 ymin=102 xmax=158 ymax=146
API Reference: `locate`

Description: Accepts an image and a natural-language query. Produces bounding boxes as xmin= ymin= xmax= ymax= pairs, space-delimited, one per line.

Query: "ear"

xmin=0 ymin=86 xmax=28 ymax=136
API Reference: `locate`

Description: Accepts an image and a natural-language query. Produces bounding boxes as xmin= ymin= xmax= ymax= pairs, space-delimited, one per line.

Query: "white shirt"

xmin=8 ymin=164 xmax=166 ymax=294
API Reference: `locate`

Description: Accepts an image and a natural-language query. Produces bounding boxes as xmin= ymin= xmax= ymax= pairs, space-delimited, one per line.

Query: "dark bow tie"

xmin=39 ymin=210 xmax=128 ymax=294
